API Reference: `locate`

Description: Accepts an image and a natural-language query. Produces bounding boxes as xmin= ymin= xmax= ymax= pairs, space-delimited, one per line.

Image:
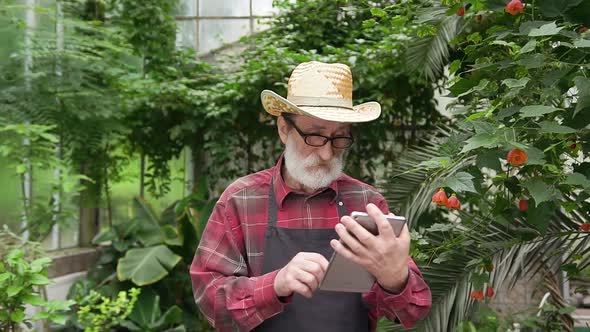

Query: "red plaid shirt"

xmin=190 ymin=156 xmax=431 ymax=331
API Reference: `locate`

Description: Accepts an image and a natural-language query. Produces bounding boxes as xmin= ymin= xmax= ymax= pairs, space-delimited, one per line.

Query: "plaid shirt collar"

xmin=272 ymin=154 xmax=339 ymax=209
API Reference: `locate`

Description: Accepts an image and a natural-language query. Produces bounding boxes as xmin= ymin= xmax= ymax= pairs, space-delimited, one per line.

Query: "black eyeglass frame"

xmin=283 ymin=115 xmax=354 ymax=149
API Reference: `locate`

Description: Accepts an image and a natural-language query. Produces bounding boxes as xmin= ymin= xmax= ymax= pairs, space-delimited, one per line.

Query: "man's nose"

xmin=317 ymin=142 xmax=334 ymax=161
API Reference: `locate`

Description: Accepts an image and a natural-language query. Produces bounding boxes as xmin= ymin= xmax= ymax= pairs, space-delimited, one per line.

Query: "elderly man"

xmin=190 ymin=61 xmax=431 ymax=332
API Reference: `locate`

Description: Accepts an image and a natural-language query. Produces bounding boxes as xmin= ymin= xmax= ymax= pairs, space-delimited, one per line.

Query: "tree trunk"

xmin=139 ymin=152 xmax=145 ymax=198
xmin=21 ymin=0 xmax=37 ymax=240
xmin=50 ymin=0 xmax=65 ymax=250
xmin=78 ymin=162 xmax=99 ymax=246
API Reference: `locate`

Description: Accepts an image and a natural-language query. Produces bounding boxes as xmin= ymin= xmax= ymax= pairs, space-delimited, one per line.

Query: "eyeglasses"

xmin=283 ymin=116 xmax=354 ymax=149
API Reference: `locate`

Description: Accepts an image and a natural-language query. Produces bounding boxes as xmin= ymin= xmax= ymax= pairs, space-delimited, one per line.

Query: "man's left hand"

xmin=330 ymin=203 xmax=410 ymax=293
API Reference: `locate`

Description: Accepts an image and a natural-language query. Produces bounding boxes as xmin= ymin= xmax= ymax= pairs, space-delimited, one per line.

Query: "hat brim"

xmin=261 ymin=90 xmax=381 ymax=123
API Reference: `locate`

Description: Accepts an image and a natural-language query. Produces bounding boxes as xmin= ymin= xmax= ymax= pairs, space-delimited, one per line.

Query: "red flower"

xmin=458 ymin=6 xmax=465 ymax=16
xmin=505 ymin=0 xmax=524 ymax=15
xmin=507 ymin=148 xmax=528 ymax=167
xmin=518 ymin=199 xmax=528 ymax=211
xmin=446 ymin=194 xmax=461 ymax=210
xmin=470 ymin=290 xmax=484 ymax=300
xmin=432 ymin=188 xmax=448 ymax=206
xmin=581 ymin=223 xmax=590 ymax=232
xmin=486 ymin=287 xmax=495 ymax=298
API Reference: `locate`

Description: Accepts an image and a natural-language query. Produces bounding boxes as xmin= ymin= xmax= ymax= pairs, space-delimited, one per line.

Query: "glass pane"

xmin=176 ymin=0 xmax=197 ymax=16
xmin=60 ymin=221 xmax=79 ymax=249
xmin=176 ymin=20 xmax=197 ymax=50
xmin=198 ymin=19 xmax=250 ymax=53
xmin=199 ymin=0 xmax=250 ymax=17
xmin=252 ymin=0 xmax=274 ymax=16
xmin=253 ymin=17 xmax=271 ymax=32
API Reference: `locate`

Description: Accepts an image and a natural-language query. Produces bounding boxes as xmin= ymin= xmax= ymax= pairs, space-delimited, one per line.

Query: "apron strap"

xmin=268 ymin=175 xmax=346 ymax=228
xmin=268 ymin=179 xmax=278 ymax=227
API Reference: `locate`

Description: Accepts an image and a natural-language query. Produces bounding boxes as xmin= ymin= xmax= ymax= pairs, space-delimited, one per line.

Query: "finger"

xmin=291 ymin=280 xmax=313 ymax=298
xmin=335 ymin=223 xmax=370 ymax=256
xmin=295 ymin=270 xmax=320 ymax=291
xmin=340 ymin=216 xmax=375 ymax=246
xmin=330 ymin=239 xmax=364 ymax=266
xmin=299 ymin=261 xmax=326 ymax=284
xmin=366 ymin=203 xmax=395 ymax=238
xmin=299 ymin=252 xmax=329 ymax=272
xmin=398 ymin=223 xmax=411 ymax=241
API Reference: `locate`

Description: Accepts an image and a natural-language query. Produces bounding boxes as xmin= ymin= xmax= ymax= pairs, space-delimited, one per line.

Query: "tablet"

xmin=319 ymin=212 xmax=407 ymax=293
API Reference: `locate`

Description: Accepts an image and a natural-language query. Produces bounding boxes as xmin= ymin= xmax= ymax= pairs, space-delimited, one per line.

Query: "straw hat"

xmin=261 ymin=61 xmax=381 ymax=123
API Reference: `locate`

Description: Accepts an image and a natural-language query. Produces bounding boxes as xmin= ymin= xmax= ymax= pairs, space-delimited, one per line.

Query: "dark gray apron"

xmin=253 ymin=180 xmax=369 ymax=332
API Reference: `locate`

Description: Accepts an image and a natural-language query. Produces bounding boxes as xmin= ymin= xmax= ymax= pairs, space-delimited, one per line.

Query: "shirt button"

xmin=338 ymin=201 xmax=343 ymax=206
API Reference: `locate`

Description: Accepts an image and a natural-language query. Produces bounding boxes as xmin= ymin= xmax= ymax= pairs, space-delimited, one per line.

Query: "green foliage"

xmin=0 ymin=246 xmax=75 ymax=331
xmin=0 ymin=123 xmax=87 ymax=240
xmin=380 ymin=0 xmax=590 ymax=330
xmin=120 ymin=288 xmax=185 ymax=332
xmin=456 ymin=303 xmax=575 ymax=332
xmin=117 ymin=245 xmax=182 ymax=286
xmin=64 ymin=196 xmax=214 ymax=331
xmin=76 ymin=288 xmax=140 ymax=332
xmin=183 ymin=0 xmax=444 ymax=191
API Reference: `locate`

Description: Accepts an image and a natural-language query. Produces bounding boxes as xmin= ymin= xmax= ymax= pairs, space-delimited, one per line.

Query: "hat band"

xmin=287 ymin=96 xmax=353 ymax=110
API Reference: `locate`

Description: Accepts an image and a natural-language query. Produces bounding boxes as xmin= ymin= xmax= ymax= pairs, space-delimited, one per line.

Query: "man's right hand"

xmin=274 ymin=252 xmax=329 ymax=298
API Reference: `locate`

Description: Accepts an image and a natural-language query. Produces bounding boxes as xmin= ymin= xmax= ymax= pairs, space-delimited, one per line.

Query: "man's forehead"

xmin=292 ymin=114 xmax=350 ymax=130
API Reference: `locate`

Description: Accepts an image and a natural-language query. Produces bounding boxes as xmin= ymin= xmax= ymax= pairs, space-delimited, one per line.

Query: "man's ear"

xmin=277 ymin=115 xmax=289 ymax=145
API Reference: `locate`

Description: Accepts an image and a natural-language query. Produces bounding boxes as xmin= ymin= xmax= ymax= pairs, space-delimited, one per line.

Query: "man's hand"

xmin=274 ymin=252 xmax=329 ymax=298
xmin=330 ymin=203 xmax=410 ymax=293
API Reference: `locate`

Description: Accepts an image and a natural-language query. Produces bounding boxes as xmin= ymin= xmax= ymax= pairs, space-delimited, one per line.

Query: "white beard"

xmin=283 ymin=134 xmax=344 ymax=191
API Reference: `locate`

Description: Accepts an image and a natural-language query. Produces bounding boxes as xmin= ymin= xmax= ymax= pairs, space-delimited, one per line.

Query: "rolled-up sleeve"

xmin=190 ymin=202 xmax=286 ymax=331
xmin=363 ymin=258 xmax=432 ymax=328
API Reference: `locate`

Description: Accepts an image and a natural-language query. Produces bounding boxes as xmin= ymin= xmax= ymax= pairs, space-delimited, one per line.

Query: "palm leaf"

xmin=379 ymin=124 xmax=469 ymax=228
xmin=405 ymin=6 xmax=463 ymax=81
xmin=378 ymin=127 xmax=587 ymax=330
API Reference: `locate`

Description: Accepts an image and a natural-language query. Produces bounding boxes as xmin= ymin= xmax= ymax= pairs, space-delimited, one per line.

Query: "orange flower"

xmin=457 ymin=6 xmax=465 ymax=17
xmin=432 ymin=188 xmax=448 ymax=206
xmin=518 ymin=199 xmax=528 ymax=211
xmin=581 ymin=223 xmax=590 ymax=232
xmin=507 ymin=148 xmax=528 ymax=167
xmin=505 ymin=0 xmax=524 ymax=15
xmin=446 ymin=194 xmax=461 ymax=210
xmin=470 ymin=290 xmax=484 ymax=300
xmin=486 ymin=287 xmax=495 ymax=298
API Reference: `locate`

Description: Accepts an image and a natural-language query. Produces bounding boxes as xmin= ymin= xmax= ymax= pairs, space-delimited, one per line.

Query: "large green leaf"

xmin=502 ymin=77 xmax=530 ymax=89
xmin=519 ymin=105 xmax=562 ymax=117
xmin=574 ymin=39 xmax=590 ymax=48
xmin=525 ymin=147 xmax=546 ymax=165
xmin=564 ymin=172 xmax=590 ymax=189
xmin=520 ymin=178 xmax=555 ymax=206
xmin=117 ymin=245 xmax=181 ymax=286
xmin=439 ymin=172 xmax=477 ymax=193
xmin=128 ymin=288 xmax=161 ymax=328
xmin=538 ymin=121 xmax=576 ymax=134
xmin=516 ymin=54 xmax=545 ymax=69
xmin=126 ymin=288 xmax=184 ymax=330
xmin=528 ymin=22 xmax=563 ymax=36
xmin=526 ymin=201 xmax=555 ymax=234
xmin=538 ymin=0 xmax=583 ymax=17
xmin=461 ymin=133 xmax=498 ymax=153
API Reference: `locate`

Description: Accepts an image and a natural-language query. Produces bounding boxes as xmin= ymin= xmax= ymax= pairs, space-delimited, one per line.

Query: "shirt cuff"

xmin=375 ymin=269 xmax=416 ymax=310
xmin=253 ymin=270 xmax=290 ymax=319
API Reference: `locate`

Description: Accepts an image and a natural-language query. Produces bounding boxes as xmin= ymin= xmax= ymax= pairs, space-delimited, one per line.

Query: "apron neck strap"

xmin=268 ymin=175 xmax=345 ymax=227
